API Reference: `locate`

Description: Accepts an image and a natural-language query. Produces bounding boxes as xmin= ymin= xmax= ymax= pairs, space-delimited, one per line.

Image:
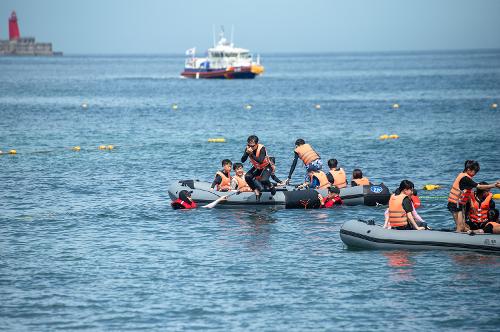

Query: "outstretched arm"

xmin=202 ymin=195 xmax=229 ymax=209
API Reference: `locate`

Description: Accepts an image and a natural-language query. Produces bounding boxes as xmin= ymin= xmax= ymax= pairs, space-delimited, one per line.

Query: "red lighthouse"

xmin=9 ymin=11 xmax=20 ymax=40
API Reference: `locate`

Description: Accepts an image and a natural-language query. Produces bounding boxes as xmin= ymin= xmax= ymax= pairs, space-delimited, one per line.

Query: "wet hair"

xmin=328 ymin=186 xmax=340 ymax=194
xmin=269 ymin=156 xmax=276 ymax=164
xmin=413 ymin=189 xmax=418 ymax=196
xmin=398 ymin=180 xmax=415 ymax=192
xmin=233 ymin=162 xmax=244 ymax=171
xmin=247 ymin=135 xmax=259 ymax=144
xmin=178 ymin=190 xmax=192 ymax=202
xmin=463 ymin=160 xmax=480 ymax=173
xmin=352 ymin=169 xmax=363 ymax=179
xmin=295 ymin=138 xmax=305 ymax=146
xmin=222 ymin=159 xmax=232 ymax=167
xmin=476 ymin=181 xmax=489 ymax=197
xmin=328 ymin=159 xmax=338 ymax=168
xmin=488 ymin=208 xmax=499 ymax=223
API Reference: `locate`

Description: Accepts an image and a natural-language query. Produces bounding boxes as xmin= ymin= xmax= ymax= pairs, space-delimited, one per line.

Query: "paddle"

xmin=202 ymin=191 xmax=239 ymax=209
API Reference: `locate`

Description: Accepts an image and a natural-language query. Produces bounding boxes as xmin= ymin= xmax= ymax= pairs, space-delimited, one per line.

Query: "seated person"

xmin=211 ymin=159 xmax=232 ymax=192
xmin=351 ymin=168 xmax=371 ymax=186
xmin=299 ymin=169 xmax=330 ymax=189
xmin=483 ymin=209 xmax=500 ymax=234
xmin=385 ymin=188 xmax=427 ymax=229
xmin=326 ymin=158 xmax=347 ymax=188
xmin=318 ymin=186 xmax=343 ymax=208
xmin=465 ymin=183 xmax=495 ymax=232
xmin=385 ymin=180 xmax=425 ymax=230
xmin=171 ymin=190 xmax=228 ymax=209
xmin=230 ymin=163 xmax=253 ymax=192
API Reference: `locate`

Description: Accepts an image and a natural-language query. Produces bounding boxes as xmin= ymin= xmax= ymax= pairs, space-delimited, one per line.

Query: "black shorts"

xmin=447 ymin=202 xmax=464 ymax=213
xmin=466 ymin=221 xmax=487 ymax=230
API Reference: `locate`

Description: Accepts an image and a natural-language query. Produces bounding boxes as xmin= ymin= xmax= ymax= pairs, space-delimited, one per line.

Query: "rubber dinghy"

xmin=168 ymin=180 xmax=390 ymax=208
xmin=340 ymin=220 xmax=500 ymax=254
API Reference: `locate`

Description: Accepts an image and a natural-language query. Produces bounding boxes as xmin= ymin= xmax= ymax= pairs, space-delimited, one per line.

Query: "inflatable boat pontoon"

xmin=168 ymin=180 xmax=390 ymax=208
xmin=340 ymin=220 xmax=500 ymax=253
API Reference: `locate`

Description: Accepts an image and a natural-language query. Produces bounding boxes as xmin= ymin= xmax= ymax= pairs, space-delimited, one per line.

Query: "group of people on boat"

xmin=385 ymin=160 xmax=500 ymax=233
xmin=171 ymin=137 xmax=500 ymax=234
xmin=172 ymin=135 xmax=368 ymax=209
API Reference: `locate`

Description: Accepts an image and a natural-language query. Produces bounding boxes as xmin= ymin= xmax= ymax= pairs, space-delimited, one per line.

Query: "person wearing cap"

xmin=317 ymin=186 xmax=343 ymax=208
xmin=171 ymin=190 xmax=228 ymax=209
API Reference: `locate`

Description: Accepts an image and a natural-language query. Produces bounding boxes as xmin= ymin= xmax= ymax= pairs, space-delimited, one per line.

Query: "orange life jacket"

xmin=352 ymin=177 xmax=370 ymax=186
xmin=249 ymin=144 xmax=270 ymax=170
xmin=388 ymin=193 xmax=408 ymax=228
xmin=329 ymin=168 xmax=347 ymax=188
xmin=295 ymin=144 xmax=320 ymax=165
xmin=448 ymin=172 xmax=472 ymax=206
xmin=468 ymin=192 xmax=493 ymax=224
xmin=309 ymin=170 xmax=330 ymax=189
xmin=215 ymin=171 xmax=231 ymax=191
xmin=234 ymin=175 xmax=252 ymax=192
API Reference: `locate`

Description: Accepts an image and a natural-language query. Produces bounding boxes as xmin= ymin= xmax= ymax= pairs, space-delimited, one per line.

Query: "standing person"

xmin=326 ymin=158 xmax=347 ymax=188
xmin=285 ymin=138 xmax=323 ymax=185
xmin=351 ymin=168 xmax=371 ymax=186
xmin=465 ymin=182 xmax=495 ymax=232
xmin=447 ymin=160 xmax=500 ymax=232
xmin=210 ymin=159 xmax=232 ymax=192
xmin=318 ymin=186 xmax=343 ymax=208
xmin=241 ymin=135 xmax=273 ymax=201
xmin=386 ymin=180 xmax=425 ymax=230
xmin=230 ymin=163 xmax=253 ymax=192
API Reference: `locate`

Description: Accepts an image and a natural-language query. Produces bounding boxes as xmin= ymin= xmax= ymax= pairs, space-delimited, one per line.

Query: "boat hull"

xmin=181 ymin=66 xmax=260 ymax=79
xmin=340 ymin=220 xmax=500 ymax=253
xmin=167 ymin=180 xmax=390 ymax=208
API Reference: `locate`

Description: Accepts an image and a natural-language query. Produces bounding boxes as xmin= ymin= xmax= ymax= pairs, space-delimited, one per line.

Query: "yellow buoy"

xmin=81 ymin=102 xmax=89 ymax=109
xmin=491 ymin=103 xmax=498 ymax=109
xmin=98 ymin=145 xmax=106 ymax=150
xmin=245 ymin=104 xmax=252 ymax=110
xmin=392 ymin=103 xmax=400 ymax=109
xmin=172 ymin=103 xmax=178 ymax=110
xmin=107 ymin=145 xmax=114 ymax=150
xmin=493 ymin=193 xmax=500 ymax=200
xmin=72 ymin=146 xmax=81 ymax=151
xmin=389 ymin=134 xmax=399 ymax=139
xmin=314 ymin=104 xmax=321 ymax=110
xmin=423 ymin=184 xmax=441 ymax=191
xmin=379 ymin=134 xmax=389 ymax=140
xmin=9 ymin=149 xmax=17 ymax=154
xmin=208 ymin=138 xmax=226 ymax=143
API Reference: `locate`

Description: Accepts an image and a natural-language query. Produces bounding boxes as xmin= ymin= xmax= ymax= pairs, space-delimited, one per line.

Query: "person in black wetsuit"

xmin=241 ymin=135 xmax=274 ymax=201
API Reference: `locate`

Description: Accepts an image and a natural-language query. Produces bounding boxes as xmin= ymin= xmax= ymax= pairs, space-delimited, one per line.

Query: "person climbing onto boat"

xmin=268 ymin=156 xmax=285 ymax=185
xmin=351 ymin=169 xmax=371 ymax=186
xmin=210 ymin=159 xmax=232 ymax=192
xmin=465 ymin=182 xmax=495 ymax=232
xmin=326 ymin=158 xmax=347 ymax=188
xmin=230 ymin=163 xmax=253 ymax=192
xmin=285 ymin=139 xmax=323 ymax=185
xmin=385 ymin=186 xmax=427 ymax=229
xmin=386 ymin=180 xmax=425 ymax=230
xmin=318 ymin=186 xmax=343 ymax=208
xmin=447 ymin=160 xmax=500 ymax=232
xmin=171 ymin=190 xmax=229 ymax=209
xmin=241 ymin=135 xmax=273 ymax=201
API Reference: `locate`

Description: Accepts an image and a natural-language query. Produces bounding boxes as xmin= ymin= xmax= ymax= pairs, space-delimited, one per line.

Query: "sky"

xmin=1 ymin=0 xmax=500 ymax=54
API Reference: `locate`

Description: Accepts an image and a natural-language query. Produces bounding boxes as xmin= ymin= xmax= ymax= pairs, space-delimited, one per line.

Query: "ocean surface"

xmin=1 ymin=51 xmax=500 ymax=331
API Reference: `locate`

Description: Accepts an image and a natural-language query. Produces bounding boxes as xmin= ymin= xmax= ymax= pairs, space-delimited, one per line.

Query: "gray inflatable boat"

xmin=168 ymin=179 xmax=390 ymax=208
xmin=340 ymin=220 xmax=500 ymax=253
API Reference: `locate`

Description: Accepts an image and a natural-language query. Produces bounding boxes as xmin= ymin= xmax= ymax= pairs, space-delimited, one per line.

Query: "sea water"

xmin=1 ymin=51 xmax=499 ymax=331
